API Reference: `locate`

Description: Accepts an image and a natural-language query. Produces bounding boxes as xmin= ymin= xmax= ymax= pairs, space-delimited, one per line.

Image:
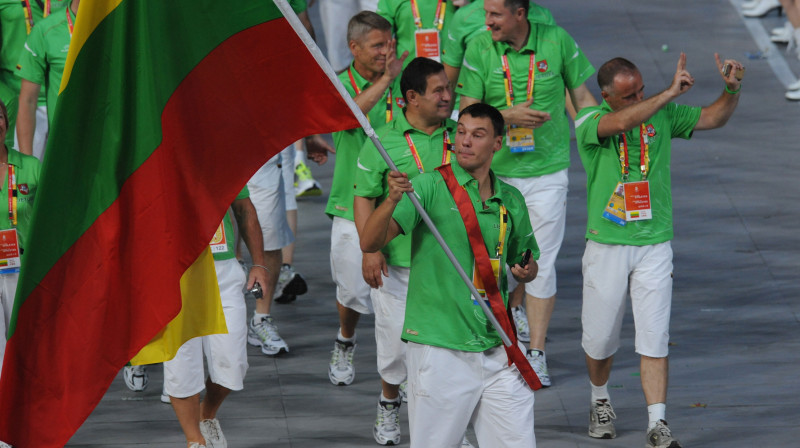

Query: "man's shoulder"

xmin=35 ymin=10 xmax=68 ymax=38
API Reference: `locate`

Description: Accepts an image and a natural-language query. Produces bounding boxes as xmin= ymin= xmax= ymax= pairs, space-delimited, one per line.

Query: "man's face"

xmin=455 ymin=114 xmax=502 ymax=172
xmin=485 ymin=0 xmax=524 ymax=43
xmin=351 ymin=29 xmax=392 ymax=74
xmin=603 ymin=70 xmax=645 ymax=111
xmin=412 ymin=71 xmax=453 ymax=122
xmin=0 ymin=108 xmax=7 ymax=144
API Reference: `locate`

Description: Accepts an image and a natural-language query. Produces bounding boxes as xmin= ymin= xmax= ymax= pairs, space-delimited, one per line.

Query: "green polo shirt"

xmin=442 ymin=0 xmax=555 ymax=69
xmin=393 ymin=161 xmax=539 ymax=351
xmin=288 ymin=0 xmax=307 ymax=13
xmin=376 ymin=0 xmax=456 ymax=67
xmin=0 ymin=0 xmax=68 ymax=95
xmin=326 ymin=64 xmax=403 ymax=221
xmin=354 ymin=110 xmax=455 ymax=267
xmin=1 ymin=149 xmax=41 ymax=260
xmin=212 ymin=187 xmax=250 ymax=262
xmin=457 ymin=23 xmax=594 ymax=178
xmin=15 ymin=6 xmax=73 ymax=126
xmin=575 ymin=100 xmax=701 ymax=246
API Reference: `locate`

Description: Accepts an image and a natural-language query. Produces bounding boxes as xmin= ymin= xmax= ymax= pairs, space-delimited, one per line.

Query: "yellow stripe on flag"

xmin=130 ymin=247 xmax=228 ymax=365
xmin=60 ymin=0 xmax=125 ymax=94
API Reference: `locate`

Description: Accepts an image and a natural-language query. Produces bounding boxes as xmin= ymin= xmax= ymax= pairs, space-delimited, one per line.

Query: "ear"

xmin=406 ymin=89 xmax=419 ymax=107
xmin=492 ymin=135 xmax=503 ymax=153
xmin=600 ymin=90 xmax=610 ymax=101
xmin=348 ymin=40 xmax=359 ymax=55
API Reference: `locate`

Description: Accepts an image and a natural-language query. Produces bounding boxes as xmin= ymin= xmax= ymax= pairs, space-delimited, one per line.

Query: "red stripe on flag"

xmin=0 ymin=19 xmax=357 ymax=446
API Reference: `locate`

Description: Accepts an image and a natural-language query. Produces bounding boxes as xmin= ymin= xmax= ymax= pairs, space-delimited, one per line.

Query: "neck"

xmin=405 ymin=110 xmax=441 ymax=136
xmin=508 ymin=20 xmax=530 ymax=51
xmin=466 ymin=166 xmax=493 ymax=201
xmin=0 ymin=145 xmax=8 ymax=165
xmin=352 ymin=61 xmax=382 ymax=84
xmin=70 ymin=1 xmax=79 ymax=15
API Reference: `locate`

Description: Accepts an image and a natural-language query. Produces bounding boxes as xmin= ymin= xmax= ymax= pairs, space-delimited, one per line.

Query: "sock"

xmin=647 ymin=403 xmax=666 ymax=429
xmin=591 ymin=381 xmax=610 ymax=402
xmin=337 ymin=328 xmax=355 ymax=343
xmin=253 ymin=312 xmax=269 ymax=324
xmin=380 ymin=393 xmax=400 ymax=404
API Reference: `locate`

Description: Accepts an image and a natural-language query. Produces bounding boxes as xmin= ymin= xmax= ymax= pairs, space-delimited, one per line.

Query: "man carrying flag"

xmin=361 ymin=103 xmax=540 ymax=447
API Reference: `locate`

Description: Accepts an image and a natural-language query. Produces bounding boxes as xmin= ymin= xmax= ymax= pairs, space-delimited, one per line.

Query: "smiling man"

xmin=353 ymin=56 xmax=454 ymax=445
xmin=360 ymin=103 xmax=540 ymax=447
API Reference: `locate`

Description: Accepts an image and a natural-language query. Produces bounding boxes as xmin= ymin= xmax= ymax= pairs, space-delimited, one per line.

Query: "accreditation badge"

xmin=414 ymin=29 xmax=441 ymax=61
xmin=602 ymin=182 xmax=627 ymax=227
xmin=623 ymin=180 xmax=652 ymax=221
xmin=507 ymin=125 xmax=535 ymax=153
xmin=472 ymin=258 xmax=501 ymax=301
xmin=0 ymin=228 xmax=21 ymax=273
xmin=209 ymin=222 xmax=228 ymax=254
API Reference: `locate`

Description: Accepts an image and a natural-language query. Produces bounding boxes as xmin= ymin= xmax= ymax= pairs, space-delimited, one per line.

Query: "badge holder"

xmin=623 ymin=180 xmax=652 ymax=221
xmin=209 ymin=222 xmax=228 ymax=254
xmin=507 ymin=125 xmax=535 ymax=153
xmin=415 ymin=29 xmax=441 ymax=61
xmin=472 ymin=258 xmax=500 ymax=304
xmin=0 ymin=228 xmax=21 ymax=273
xmin=602 ymin=182 xmax=627 ymax=227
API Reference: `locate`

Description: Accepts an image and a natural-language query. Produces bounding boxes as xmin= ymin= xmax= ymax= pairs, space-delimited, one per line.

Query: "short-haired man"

xmin=458 ymin=0 xmax=597 ymax=386
xmin=360 ymin=103 xmax=540 ymax=447
xmin=164 ymin=189 xmax=269 ymax=448
xmin=376 ymin=0 xmax=456 ymax=66
xmin=353 ymin=56 xmax=454 ymax=445
xmin=325 ymin=11 xmax=406 ymax=389
xmin=574 ymin=53 xmax=742 ymax=447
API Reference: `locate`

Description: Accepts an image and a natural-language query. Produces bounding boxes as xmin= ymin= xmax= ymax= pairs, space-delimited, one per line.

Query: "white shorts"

xmin=581 ymin=240 xmax=673 ymax=359
xmin=280 ymin=145 xmax=297 ymax=211
xmin=319 ymin=0 xmax=380 ymax=72
xmin=371 ymin=265 xmax=409 ymax=385
xmin=501 ymin=169 xmax=568 ymax=299
xmin=0 ymin=272 xmax=19 ymax=381
xmin=247 ymin=157 xmax=294 ymax=251
xmin=406 ymin=343 xmax=535 ymax=448
xmin=330 ymin=217 xmax=373 ymax=314
xmin=163 ymin=259 xmax=249 ymax=397
xmin=14 ymin=105 xmax=49 ymax=162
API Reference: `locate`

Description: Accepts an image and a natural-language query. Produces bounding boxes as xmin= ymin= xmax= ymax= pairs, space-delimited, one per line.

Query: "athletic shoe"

xmin=788 ymin=79 xmax=800 ymax=91
xmin=742 ymin=0 xmax=781 ymax=17
xmin=399 ymin=380 xmax=408 ymax=403
xmin=526 ymin=349 xmax=551 ymax=387
xmin=247 ymin=316 xmax=289 ymax=355
xmin=512 ymin=306 xmax=530 ymax=343
xmin=200 ymin=418 xmax=227 ymax=448
xmin=160 ymin=383 xmax=171 ymax=404
xmin=373 ymin=400 xmax=401 ymax=446
xmin=328 ymin=339 xmax=356 ymax=386
xmin=770 ymin=21 xmax=793 ymax=43
xmin=461 ymin=435 xmax=475 ymax=447
xmin=646 ymin=420 xmax=682 ymax=448
xmin=295 ymin=162 xmax=323 ymax=197
xmin=123 ymin=365 xmax=148 ymax=392
xmin=588 ymin=399 xmax=617 ymax=439
xmin=274 ymin=264 xmax=307 ymax=303
xmin=786 ymin=88 xmax=800 ymax=101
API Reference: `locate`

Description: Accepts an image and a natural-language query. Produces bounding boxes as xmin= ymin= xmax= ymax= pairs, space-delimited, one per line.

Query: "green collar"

xmin=451 ymin=160 xmax=502 ymax=203
xmin=496 ymin=20 xmax=536 ymax=55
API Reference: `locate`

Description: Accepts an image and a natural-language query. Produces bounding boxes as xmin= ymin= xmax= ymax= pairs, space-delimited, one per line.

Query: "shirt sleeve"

xmin=353 ymin=136 xmax=389 ymax=199
xmin=504 ymin=187 xmax=540 ymax=266
xmin=455 ymin=36 xmax=487 ymax=100
xmin=392 ymin=174 xmax=432 ymax=235
xmin=557 ymin=26 xmax=595 ymax=90
xmin=235 ymin=186 xmax=249 ymax=200
xmin=376 ymin=0 xmax=395 ymax=30
xmin=15 ymin=25 xmax=46 ymax=85
xmin=665 ymin=103 xmax=702 ymax=140
xmin=441 ymin=10 xmax=467 ymax=67
xmin=574 ymin=106 xmax=607 ymax=149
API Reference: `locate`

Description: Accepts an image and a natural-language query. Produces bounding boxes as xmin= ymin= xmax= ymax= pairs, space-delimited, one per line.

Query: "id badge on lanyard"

xmin=502 ymin=53 xmax=535 ymax=153
xmin=472 ymin=258 xmax=500 ymax=302
xmin=0 ymin=228 xmax=21 ymax=273
xmin=507 ymin=125 xmax=535 ymax=153
xmin=209 ymin=222 xmax=228 ymax=253
xmin=602 ymin=125 xmax=653 ymax=226
xmin=414 ymin=29 xmax=441 ymax=61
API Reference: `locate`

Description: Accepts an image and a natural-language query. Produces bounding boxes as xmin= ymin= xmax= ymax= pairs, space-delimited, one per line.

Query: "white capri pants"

xmin=163 ymin=259 xmax=249 ymax=397
xmin=406 ymin=343 xmax=536 ymax=448
xmin=581 ymin=240 xmax=674 ymax=360
xmin=319 ymin=0 xmax=380 ymax=72
xmin=502 ymin=169 xmax=568 ymax=299
xmin=0 ymin=272 xmax=19 ymax=381
xmin=281 ymin=145 xmax=297 ymax=211
xmin=371 ymin=265 xmax=409 ymax=385
xmin=330 ymin=217 xmax=373 ymax=314
xmin=247 ymin=154 xmax=294 ymax=251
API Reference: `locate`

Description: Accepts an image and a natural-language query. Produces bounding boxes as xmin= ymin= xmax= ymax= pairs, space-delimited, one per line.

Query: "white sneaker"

xmin=399 ymin=380 xmax=408 ymax=403
xmin=785 ymin=88 xmax=800 ymax=100
xmin=743 ymin=0 xmax=781 ymax=17
xmin=771 ymin=21 xmax=794 ymax=43
xmin=526 ymin=349 xmax=551 ymax=387
xmin=123 ymin=365 xmax=148 ymax=392
xmin=787 ymin=79 xmax=800 ymax=91
xmin=328 ymin=339 xmax=356 ymax=386
xmin=0 ymin=441 xmax=12 ymax=448
xmin=188 ymin=443 xmax=206 ymax=448
xmin=274 ymin=264 xmax=308 ymax=304
xmin=247 ymin=316 xmax=289 ymax=355
xmin=512 ymin=306 xmax=530 ymax=343
xmin=646 ymin=419 xmax=682 ymax=448
xmin=373 ymin=400 xmax=401 ymax=445
xmin=199 ymin=418 xmax=227 ymax=448
xmin=160 ymin=383 xmax=171 ymax=404
xmin=742 ymin=0 xmax=760 ymax=8
xmin=588 ymin=399 xmax=617 ymax=439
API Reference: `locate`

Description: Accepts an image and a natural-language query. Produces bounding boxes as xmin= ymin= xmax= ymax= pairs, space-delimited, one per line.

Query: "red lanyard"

xmin=436 ymin=163 xmax=542 ymax=391
xmin=65 ymin=6 xmax=74 ymax=38
xmin=501 ymin=53 xmax=535 ymax=107
xmin=618 ymin=124 xmax=649 ymax=181
xmin=404 ymin=129 xmax=452 ymax=173
xmin=348 ymin=67 xmax=393 ymax=124
xmin=410 ymin=0 xmax=446 ymax=30
xmin=7 ymin=165 xmax=17 ymax=226
xmin=21 ymin=0 xmax=51 ymax=34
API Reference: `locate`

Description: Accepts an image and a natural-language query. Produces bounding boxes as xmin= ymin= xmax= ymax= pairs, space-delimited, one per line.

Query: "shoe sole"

xmin=275 ymin=293 xmax=297 ymax=304
xmin=588 ymin=430 xmax=616 ymax=439
xmin=296 ymin=188 xmax=322 ymax=197
xmin=247 ymin=335 xmax=289 ymax=356
xmin=328 ymin=372 xmax=355 ymax=386
xmin=373 ymin=431 xmax=400 ymax=446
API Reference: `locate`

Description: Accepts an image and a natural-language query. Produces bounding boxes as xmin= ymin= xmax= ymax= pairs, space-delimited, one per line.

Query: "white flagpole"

xmin=273 ymin=0 xmax=513 ymax=347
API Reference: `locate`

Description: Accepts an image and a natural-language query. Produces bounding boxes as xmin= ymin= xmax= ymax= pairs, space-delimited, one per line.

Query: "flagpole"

xmin=273 ymin=0 xmax=513 ymax=347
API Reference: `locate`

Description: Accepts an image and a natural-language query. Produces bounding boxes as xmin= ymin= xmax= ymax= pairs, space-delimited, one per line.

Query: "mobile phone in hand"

xmin=520 ymin=249 xmax=532 ymax=267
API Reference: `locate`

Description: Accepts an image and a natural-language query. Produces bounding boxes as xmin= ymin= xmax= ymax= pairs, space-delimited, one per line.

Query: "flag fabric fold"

xmin=0 ymin=1 xmax=359 ymax=445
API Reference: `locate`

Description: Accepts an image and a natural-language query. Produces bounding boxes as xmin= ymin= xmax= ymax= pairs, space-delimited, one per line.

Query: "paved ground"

xmin=68 ymin=1 xmax=799 ymax=446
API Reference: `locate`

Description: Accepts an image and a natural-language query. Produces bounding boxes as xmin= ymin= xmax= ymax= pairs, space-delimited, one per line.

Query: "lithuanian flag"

xmin=0 ymin=1 xmax=359 ymax=445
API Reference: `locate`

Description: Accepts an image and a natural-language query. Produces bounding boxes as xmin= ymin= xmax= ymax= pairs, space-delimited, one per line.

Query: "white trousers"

xmin=330 ymin=217 xmax=373 ymax=314
xmin=371 ymin=265 xmax=409 ymax=385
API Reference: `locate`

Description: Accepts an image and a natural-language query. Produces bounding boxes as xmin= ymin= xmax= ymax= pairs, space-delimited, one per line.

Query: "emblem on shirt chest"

xmin=645 ymin=123 xmax=657 ymax=143
xmin=19 ymin=184 xmax=29 ymax=195
xmin=537 ymin=60 xmax=548 ymax=73
xmin=396 ymin=97 xmax=406 ymax=108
